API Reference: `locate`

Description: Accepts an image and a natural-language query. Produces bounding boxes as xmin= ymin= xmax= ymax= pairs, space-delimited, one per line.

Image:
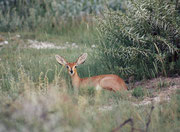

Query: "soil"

xmin=131 ymin=76 xmax=180 ymax=106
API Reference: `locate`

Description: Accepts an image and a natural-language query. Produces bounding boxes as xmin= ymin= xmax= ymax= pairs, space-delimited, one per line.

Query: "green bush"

xmin=97 ymin=0 xmax=180 ymax=80
xmin=132 ymin=87 xmax=144 ymax=98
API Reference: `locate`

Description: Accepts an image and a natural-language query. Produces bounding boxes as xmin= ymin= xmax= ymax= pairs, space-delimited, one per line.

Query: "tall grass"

xmin=0 ymin=64 xmax=180 ymax=132
xmin=0 ymin=0 xmax=180 ymax=131
xmin=0 ymin=31 xmax=102 ymax=91
xmin=0 ymin=31 xmax=180 ymax=131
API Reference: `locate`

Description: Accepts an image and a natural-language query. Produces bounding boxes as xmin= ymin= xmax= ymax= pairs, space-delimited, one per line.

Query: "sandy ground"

xmin=131 ymin=76 xmax=180 ymax=106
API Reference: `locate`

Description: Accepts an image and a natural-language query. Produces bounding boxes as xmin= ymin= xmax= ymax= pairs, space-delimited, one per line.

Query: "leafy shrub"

xmin=97 ymin=0 xmax=180 ymax=80
xmin=0 ymin=0 xmax=125 ymax=32
xmin=132 ymin=87 xmax=144 ymax=98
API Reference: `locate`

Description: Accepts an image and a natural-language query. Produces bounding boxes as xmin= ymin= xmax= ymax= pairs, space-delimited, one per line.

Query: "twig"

xmin=112 ymin=106 xmax=155 ymax=132
xmin=145 ymin=106 xmax=155 ymax=132
xmin=112 ymin=118 xmax=144 ymax=132
xmin=112 ymin=118 xmax=133 ymax=132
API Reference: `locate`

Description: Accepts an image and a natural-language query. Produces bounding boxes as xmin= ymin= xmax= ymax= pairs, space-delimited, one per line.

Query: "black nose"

xmin=70 ymin=69 xmax=73 ymax=74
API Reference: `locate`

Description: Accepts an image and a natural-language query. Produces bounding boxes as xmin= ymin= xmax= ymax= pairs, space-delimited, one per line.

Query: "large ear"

xmin=55 ymin=55 xmax=67 ymax=65
xmin=76 ymin=53 xmax=88 ymax=65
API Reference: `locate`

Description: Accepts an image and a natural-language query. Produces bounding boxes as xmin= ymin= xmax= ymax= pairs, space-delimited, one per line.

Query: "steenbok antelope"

xmin=55 ymin=53 xmax=127 ymax=92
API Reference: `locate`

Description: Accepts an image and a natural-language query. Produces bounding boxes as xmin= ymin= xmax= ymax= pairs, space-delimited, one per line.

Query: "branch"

xmin=112 ymin=118 xmax=133 ymax=132
xmin=112 ymin=106 xmax=155 ymax=132
xmin=145 ymin=106 xmax=155 ymax=132
xmin=112 ymin=118 xmax=144 ymax=132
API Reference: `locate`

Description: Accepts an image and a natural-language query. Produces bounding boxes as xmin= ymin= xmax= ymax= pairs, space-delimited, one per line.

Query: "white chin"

xmin=69 ymin=73 xmax=74 ymax=76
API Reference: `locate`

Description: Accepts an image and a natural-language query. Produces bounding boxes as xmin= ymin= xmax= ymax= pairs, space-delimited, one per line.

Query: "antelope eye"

xmin=75 ymin=66 xmax=77 ymax=68
xmin=66 ymin=65 xmax=69 ymax=68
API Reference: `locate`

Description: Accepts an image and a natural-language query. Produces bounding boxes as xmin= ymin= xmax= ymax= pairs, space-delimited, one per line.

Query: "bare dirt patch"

xmin=131 ymin=76 xmax=180 ymax=106
xmin=28 ymin=40 xmax=78 ymax=49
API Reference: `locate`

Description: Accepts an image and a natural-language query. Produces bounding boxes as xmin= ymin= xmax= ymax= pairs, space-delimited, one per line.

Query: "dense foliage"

xmin=0 ymin=0 xmax=124 ymax=32
xmin=97 ymin=0 xmax=180 ymax=80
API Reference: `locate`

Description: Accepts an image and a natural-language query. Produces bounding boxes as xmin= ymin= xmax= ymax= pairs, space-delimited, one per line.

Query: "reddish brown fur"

xmin=66 ymin=62 xmax=127 ymax=91
xmin=55 ymin=53 xmax=127 ymax=92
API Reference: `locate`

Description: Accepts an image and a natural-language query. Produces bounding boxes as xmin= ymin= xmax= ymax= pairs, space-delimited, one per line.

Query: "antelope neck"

xmin=71 ymin=72 xmax=81 ymax=88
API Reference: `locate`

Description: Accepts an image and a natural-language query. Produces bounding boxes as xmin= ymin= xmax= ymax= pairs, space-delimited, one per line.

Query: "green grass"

xmin=0 ymin=0 xmax=179 ymax=131
xmin=0 ymin=24 xmax=99 ymax=90
xmin=0 ymin=29 xmax=180 ymax=132
xmin=132 ymin=87 xmax=144 ymax=98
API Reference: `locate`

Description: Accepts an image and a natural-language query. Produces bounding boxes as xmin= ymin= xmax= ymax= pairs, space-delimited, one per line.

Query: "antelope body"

xmin=55 ymin=53 xmax=127 ymax=92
